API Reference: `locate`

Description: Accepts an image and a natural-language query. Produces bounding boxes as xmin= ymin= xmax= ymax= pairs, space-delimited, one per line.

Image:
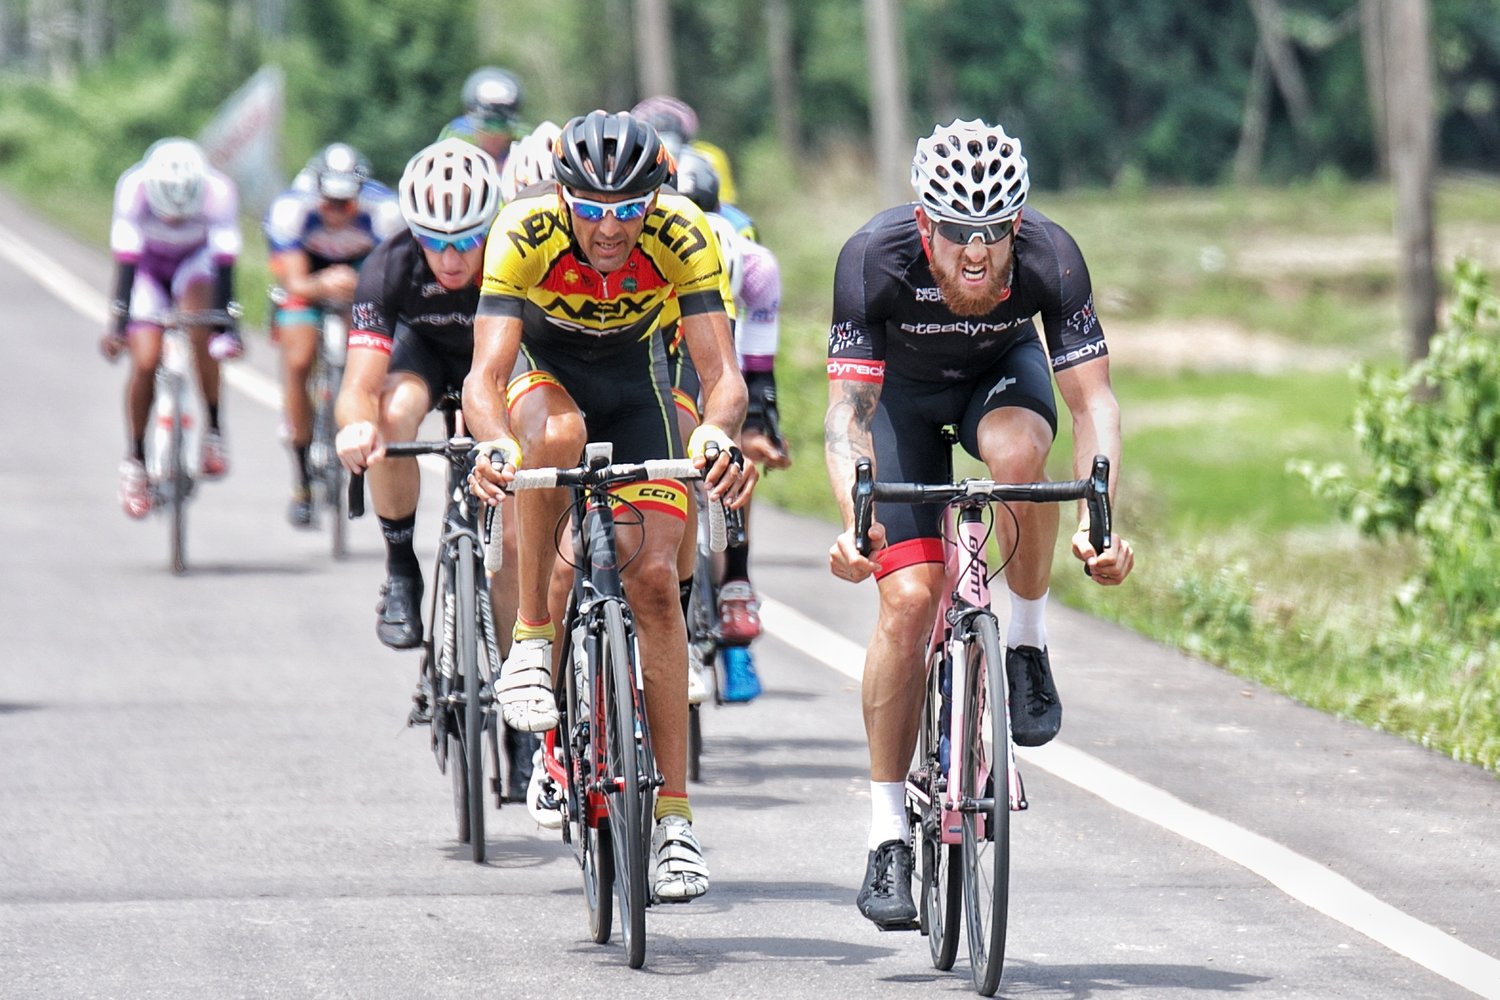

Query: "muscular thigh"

xmin=518 ymin=337 xmax=682 ymax=465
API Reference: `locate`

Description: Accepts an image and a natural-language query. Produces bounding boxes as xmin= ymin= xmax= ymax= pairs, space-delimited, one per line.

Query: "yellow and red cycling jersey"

xmin=476 ymin=188 xmax=732 ymax=351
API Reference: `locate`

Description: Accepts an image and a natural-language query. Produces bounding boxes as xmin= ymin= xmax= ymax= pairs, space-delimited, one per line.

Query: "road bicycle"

xmin=515 ymin=442 xmax=726 ymax=969
xmin=853 ymin=441 xmax=1111 ymax=996
xmin=270 ymin=287 xmax=351 ymax=558
xmin=349 ymin=394 xmax=505 ymax=863
xmin=684 ymin=487 xmax=745 ymax=783
xmin=307 ymin=305 xmax=350 ymax=559
xmin=145 ymin=307 xmax=238 ymax=575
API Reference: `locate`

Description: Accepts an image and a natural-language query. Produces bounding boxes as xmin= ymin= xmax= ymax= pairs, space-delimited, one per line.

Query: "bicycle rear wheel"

xmin=456 ymin=538 xmax=486 ymax=863
xmin=960 ymin=613 xmax=1009 ymax=996
xmin=917 ymin=648 xmax=961 ymax=971
xmin=601 ymin=601 xmax=648 ymax=969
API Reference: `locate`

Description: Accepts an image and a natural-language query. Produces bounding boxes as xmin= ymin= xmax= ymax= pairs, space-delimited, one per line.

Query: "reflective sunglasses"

xmin=561 ymin=189 xmax=654 ymax=223
xmin=414 ymin=230 xmax=487 ymax=254
xmin=932 ymin=215 xmax=1017 ymax=245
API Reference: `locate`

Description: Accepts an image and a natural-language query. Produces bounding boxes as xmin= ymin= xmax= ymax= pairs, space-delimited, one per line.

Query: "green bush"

xmin=1296 ymin=258 xmax=1500 ymax=639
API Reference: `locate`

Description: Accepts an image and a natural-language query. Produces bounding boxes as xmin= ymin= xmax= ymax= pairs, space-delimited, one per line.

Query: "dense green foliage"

xmin=4 ymin=0 xmax=1500 ymax=189
xmin=1297 ymin=259 xmax=1500 ymax=639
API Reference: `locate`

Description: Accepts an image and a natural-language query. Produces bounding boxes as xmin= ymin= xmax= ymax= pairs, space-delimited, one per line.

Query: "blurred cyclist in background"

xmin=632 ymin=94 xmax=757 ymax=241
xmin=103 ymin=137 xmax=243 ymax=518
xmin=670 ymin=147 xmax=789 ymax=703
xmin=496 ymin=120 xmax=562 ymax=204
xmin=264 ymin=143 xmax=403 ymax=526
xmin=440 ymin=66 xmax=527 ymax=169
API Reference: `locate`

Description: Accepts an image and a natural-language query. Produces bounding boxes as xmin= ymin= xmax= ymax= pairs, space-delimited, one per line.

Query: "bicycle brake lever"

xmin=1083 ymin=455 xmax=1111 ymax=576
xmin=348 ymin=470 xmax=365 ymax=519
xmin=853 ymin=458 xmax=875 ymax=557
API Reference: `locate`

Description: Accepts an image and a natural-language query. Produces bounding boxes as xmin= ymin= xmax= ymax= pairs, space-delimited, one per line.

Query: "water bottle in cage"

xmin=322 ymin=312 xmax=348 ymax=366
xmin=572 ymin=622 xmax=589 ymax=718
xmin=147 ymin=332 xmax=204 ymax=482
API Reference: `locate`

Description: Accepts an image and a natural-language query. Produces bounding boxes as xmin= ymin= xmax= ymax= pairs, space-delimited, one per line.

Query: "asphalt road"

xmin=2 ymin=189 xmax=1497 ymax=999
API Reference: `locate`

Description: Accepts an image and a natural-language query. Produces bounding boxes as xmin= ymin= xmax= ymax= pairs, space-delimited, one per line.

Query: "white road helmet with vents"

xmin=910 ymin=119 xmax=1029 ymax=223
xmin=399 ymin=137 xmax=502 ymax=240
xmin=705 ymin=211 xmax=743 ymax=303
xmin=498 ymin=120 xmax=562 ymax=202
xmin=142 ymin=138 xmax=209 ymax=220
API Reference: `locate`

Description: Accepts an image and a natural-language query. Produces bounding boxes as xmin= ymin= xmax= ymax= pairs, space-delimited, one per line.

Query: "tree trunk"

xmin=634 ymin=0 xmax=676 ymax=103
xmin=1359 ymin=0 xmax=1389 ymax=177
xmin=1385 ymin=0 xmax=1437 ymax=361
xmin=1233 ymin=43 xmax=1271 ymax=184
xmin=764 ymin=0 xmax=802 ymax=158
xmin=1246 ymin=0 xmax=1316 ymax=148
xmin=863 ymin=0 xmax=910 ymax=208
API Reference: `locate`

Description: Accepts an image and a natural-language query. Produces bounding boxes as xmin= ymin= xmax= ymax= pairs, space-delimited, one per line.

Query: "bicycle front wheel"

xmin=456 ymin=537 xmax=486 ymax=863
xmin=168 ymin=394 xmax=188 ymax=575
xmin=960 ymin=613 xmax=1009 ymax=996
xmin=917 ymin=648 xmax=961 ymax=971
xmin=601 ymin=600 xmax=648 ymax=969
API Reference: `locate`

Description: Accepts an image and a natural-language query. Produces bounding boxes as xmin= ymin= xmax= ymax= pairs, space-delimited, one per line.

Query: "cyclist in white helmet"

xmin=264 ymin=142 xmax=403 ymax=526
xmin=335 ymin=137 xmax=505 ymax=650
xmin=103 ymin=137 xmax=243 ymax=519
xmin=824 ymin=119 xmax=1135 ymax=928
xmin=496 ymin=120 xmax=561 ymax=203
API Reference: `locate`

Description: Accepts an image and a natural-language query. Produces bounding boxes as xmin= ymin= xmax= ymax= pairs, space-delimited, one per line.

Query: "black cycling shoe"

xmin=287 ymin=491 xmax=314 ymax=528
xmin=376 ymin=575 xmax=424 ymax=650
xmin=856 ymin=839 xmax=918 ymax=928
xmin=505 ymin=726 xmax=539 ymax=802
xmin=1006 ymin=644 xmax=1062 ymax=747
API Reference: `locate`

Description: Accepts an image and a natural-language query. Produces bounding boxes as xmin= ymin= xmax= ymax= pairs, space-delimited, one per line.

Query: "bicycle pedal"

xmin=872 ymin=919 xmax=922 ymax=933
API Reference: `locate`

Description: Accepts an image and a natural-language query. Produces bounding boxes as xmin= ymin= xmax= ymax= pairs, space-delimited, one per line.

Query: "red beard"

xmin=930 ymin=253 xmax=1011 ymax=317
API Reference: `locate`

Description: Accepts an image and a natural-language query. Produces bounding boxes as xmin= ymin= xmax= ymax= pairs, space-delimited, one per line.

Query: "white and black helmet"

xmin=910 ymin=119 xmax=1029 ymax=223
xmin=498 ymin=120 xmax=562 ymax=202
xmin=142 ymin=137 xmax=209 ymax=220
xmin=705 ymin=211 xmax=743 ymax=303
xmin=398 ymin=137 xmax=502 ymax=240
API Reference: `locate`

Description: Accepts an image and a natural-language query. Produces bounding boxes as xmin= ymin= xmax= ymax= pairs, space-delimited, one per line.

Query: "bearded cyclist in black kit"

xmin=823 ymin=119 xmax=1135 ymax=928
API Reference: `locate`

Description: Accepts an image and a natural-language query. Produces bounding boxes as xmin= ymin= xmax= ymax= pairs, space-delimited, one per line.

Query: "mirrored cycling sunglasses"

xmin=414 ymin=231 xmax=487 ymax=254
xmin=932 ymin=215 xmax=1017 ymax=245
xmin=561 ymin=189 xmax=654 ymax=223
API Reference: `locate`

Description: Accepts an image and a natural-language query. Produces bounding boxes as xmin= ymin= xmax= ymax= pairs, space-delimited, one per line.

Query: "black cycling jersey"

xmin=349 ymin=235 xmax=480 ymax=359
xmin=827 ymin=205 xmax=1106 ymax=383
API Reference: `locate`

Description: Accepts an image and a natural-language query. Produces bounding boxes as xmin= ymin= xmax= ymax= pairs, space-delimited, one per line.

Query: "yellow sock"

xmin=513 ymin=615 xmax=555 ymax=644
xmin=654 ymin=793 xmax=692 ymax=822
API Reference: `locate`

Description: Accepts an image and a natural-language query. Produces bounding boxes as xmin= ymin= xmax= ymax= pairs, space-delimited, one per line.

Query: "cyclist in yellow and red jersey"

xmin=464 ymin=110 xmax=750 ymax=903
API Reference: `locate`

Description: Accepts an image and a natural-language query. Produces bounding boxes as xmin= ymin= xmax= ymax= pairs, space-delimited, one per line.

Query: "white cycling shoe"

xmin=496 ymin=639 xmax=559 ymax=732
xmin=651 ymin=815 xmax=709 ymax=902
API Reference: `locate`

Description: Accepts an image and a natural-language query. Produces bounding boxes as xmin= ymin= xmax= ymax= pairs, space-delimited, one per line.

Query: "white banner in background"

xmin=197 ymin=64 xmax=286 ymax=217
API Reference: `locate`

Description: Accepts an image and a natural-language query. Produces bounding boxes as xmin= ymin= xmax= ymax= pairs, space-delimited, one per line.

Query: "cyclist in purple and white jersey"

xmin=823 ymin=120 xmax=1135 ymax=929
xmin=669 ymin=149 xmax=789 ymax=701
xmin=103 ymin=137 xmax=243 ymax=519
xmin=264 ymin=142 xmax=403 ymax=526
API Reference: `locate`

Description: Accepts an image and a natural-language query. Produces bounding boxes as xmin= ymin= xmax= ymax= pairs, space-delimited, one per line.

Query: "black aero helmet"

xmin=671 ymin=147 xmax=721 ymax=213
xmin=552 ymin=110 xmax=672 ymax=196
xmin=462 ymin=67 xmax=523 ymax=127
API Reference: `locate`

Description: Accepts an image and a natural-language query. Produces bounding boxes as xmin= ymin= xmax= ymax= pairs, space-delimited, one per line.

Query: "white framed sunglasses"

xmin=561 ymin=188 xmax=655 ymax=223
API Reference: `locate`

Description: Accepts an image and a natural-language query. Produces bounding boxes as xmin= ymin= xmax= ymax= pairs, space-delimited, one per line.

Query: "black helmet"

xmin=462 ymin=67 xmax=523 ymax=128
xmin=552 ymin=110 xmax=672 ymax=196
xmin=670 ymin=147 xmax=720 ymax=213
xmin=308 ymin=142 xmax=370 ymax=200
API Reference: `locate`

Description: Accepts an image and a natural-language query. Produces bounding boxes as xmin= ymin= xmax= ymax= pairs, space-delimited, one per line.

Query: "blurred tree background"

xmin=2 ymin=0 xmax=1497 ymax=188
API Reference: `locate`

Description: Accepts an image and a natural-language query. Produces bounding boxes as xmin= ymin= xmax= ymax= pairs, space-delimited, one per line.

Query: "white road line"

xmin=14 ymin=215 xmax=1500 ymax=998
xmin=758 ymin=595 xmax=1500 ymax=998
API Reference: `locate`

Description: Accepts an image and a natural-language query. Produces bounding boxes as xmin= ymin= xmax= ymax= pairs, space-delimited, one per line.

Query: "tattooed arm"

xmin=825 ymin=375 xmax=885 ymax=580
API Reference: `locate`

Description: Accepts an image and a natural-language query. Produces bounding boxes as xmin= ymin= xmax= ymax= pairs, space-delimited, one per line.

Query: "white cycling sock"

xmin=1007 ymin=588 xmax=1049 ymax=650
xmin=868 ymin=780 xmax=909 ymax=849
